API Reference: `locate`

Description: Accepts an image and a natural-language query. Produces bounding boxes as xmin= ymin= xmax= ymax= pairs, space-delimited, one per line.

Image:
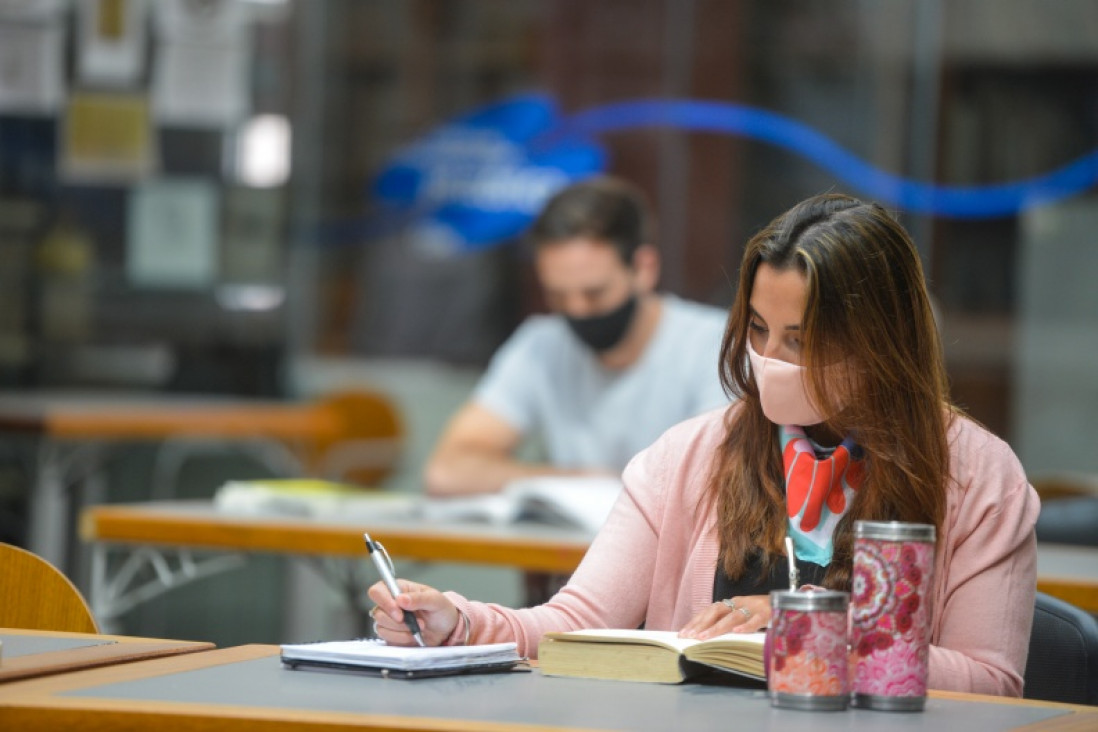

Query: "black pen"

xmin=363 ymin=532 xmax=426 ymax=646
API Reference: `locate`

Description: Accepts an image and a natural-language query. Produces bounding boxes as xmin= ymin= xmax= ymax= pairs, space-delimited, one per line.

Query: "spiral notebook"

xmin=280 ymin=639 xmax=525 ymax=679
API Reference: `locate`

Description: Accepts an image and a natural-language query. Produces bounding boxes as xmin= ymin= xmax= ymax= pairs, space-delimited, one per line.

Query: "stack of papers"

xmin=214 ymin=479 xmax=420 ymax=521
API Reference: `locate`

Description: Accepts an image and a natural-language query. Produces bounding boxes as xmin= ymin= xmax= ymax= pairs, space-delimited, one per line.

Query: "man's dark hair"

xmin=526 ymin=176 xmax=654 ymax=264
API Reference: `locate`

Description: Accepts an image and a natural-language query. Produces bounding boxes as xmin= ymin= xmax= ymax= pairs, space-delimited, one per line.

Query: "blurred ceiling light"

xmin=236 ymin=114 xmax=291 ymax=187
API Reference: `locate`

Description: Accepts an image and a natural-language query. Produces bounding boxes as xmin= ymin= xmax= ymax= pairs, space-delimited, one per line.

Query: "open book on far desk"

xmin=280 ymin=639 xmax=524 ymax=679
xmin=213 ymin=475 xmax=621 ymax=534
xmin=213 ymin=479 xmax=421 ymax=521
xmin=421 ymin=476 xmax=623 ymax=534
xmin=538 ymin=628 xmax=767 ymax=684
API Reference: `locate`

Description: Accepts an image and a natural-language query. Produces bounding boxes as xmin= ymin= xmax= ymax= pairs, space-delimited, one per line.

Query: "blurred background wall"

xmin=1 ymin=0 xmax=1096 ymax=644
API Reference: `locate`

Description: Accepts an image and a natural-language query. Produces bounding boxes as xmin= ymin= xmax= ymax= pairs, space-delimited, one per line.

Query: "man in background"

xmin=423 ymin=175 xmax=730 ymax=498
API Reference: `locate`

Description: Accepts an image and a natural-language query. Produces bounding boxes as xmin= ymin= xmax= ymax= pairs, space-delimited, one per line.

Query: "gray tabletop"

xmin=1 ymin=634 xmax=114 ymax=660
xmin=61 ymin=655 xmax=1068 ymax=732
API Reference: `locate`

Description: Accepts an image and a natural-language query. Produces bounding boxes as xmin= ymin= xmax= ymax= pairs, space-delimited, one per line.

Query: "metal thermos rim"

xmin=771 ymin=589 xmax=849 ymax=612
xmin=854 ymin=520 xmax=936 ymax=542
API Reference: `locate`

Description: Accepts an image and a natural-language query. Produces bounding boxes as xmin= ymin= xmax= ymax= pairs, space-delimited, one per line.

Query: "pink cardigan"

xmin=447 ymin=406 xmax=1040 ymax=696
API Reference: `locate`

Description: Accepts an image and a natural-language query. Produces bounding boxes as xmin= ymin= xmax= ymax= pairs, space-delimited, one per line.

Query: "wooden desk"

xmin=0 ymin=390 xmax=399 ymax=576
xmin=80 ymin=500 xmax=591 ymax=628
xmin=0 ymin=628 xmax=213 ymax=683
xmin=0 ymin=393 xmax=341 ymax=442
xmin=0 ymin=391 xmax=330 ymax=575
xmin=82 ymin=500 xmax=589 ymax=572
xmin=0 ymin=645 xmax=1093 ymax=732
xmin=1036 ymin=543 xmax=1098 ymax=614
xmin=81 ymin=502 xmax=1098 ymax=624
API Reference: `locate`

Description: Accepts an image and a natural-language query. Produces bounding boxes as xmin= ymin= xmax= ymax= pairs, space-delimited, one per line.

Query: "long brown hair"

xmin=709 ymin=193 xmax=952 ymax=590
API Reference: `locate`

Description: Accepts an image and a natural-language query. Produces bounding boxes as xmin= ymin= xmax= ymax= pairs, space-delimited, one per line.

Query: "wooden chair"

xmin=147 ymin=387 xmax=405 ymax=500
xmin=0 ymin=542 xmax=99 ymax=633
xmin=307 ymin=389 xmax=404 ymax=486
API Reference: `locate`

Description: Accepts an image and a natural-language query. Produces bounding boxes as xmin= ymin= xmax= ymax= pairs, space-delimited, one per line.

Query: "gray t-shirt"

xmin=473 ymin=295 xmax=731 ymax=472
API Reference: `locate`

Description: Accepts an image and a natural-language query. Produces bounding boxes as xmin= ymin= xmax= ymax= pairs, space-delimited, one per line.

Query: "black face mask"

xmin=564 ymin=295 xmax=638 ymax=352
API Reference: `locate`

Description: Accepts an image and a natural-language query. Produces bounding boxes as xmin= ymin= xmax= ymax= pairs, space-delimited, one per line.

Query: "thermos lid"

xmin=854 ymin=520 xmax=936 ymax=542
xmin=770 ymin=589 xmax=849 ymax=612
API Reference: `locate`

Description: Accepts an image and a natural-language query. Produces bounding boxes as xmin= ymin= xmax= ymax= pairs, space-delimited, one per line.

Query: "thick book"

xmin=537 ymin=629 xmax=767 ymax=684
xmin=280 ymin=639 xmax=524 ymax=679
xmin=421 ymin=476 xmax=622 ymax=534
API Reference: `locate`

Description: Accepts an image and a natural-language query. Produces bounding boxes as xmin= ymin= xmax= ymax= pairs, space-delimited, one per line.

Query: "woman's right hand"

xmin=367 ymin=579 xmax=459 ymax=646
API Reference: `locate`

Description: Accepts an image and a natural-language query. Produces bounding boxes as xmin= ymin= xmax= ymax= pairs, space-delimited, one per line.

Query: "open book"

xmin=421 ymin=476 xmax=622 ymax=534
xmin=280 ymin=639 xmax=524 ymax=679
xmin=537 ymin=628 xmax=767 ymax=684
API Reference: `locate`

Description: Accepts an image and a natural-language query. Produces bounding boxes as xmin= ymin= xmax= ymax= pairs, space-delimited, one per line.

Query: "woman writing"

xmin=369 ymin=193 xmax=1039 ymax=696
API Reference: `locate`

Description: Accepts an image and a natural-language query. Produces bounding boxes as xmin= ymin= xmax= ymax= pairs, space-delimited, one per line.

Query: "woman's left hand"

xmin=678 ymin=594 xmax=771 ymax=639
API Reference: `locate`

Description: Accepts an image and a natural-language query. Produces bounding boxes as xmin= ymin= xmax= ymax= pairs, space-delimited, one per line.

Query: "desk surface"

xmin=0 ymin=391 xmax=340 ymax=441
xmin=0 ymin=628 xmax=214 ymax=683
xmin=82 ymin=500 xmax=592 ymax=574
xmin=0 ymin=644 xmax=1093 ymax=732
xmin=82 ymin=502 xmax=1098 ymax=595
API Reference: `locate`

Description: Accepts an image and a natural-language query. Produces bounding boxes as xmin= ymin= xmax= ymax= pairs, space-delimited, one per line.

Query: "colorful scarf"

xmin=781 ymin=425 xmax=865 ymax=565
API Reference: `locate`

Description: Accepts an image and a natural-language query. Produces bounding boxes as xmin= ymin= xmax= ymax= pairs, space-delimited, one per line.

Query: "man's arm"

xmin=422 ymin=402 xmax=581 ymax=497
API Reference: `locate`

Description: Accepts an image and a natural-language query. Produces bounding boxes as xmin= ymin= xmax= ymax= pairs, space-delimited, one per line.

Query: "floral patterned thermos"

xmin=768 ymin=589 xmax=850 ymax=711
xmin=850 ymin=520 xmax=936 ymax=711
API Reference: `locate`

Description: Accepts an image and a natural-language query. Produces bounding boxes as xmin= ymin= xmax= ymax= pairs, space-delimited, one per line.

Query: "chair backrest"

xmin=308 ymin=389 xmax=404 ymax=486
xmin=1035 ymin=496 xmax=1098 ymax=546
xmin=1023 ymin=591 xmax=1098 ymax=706
xmin=1032 ymin=473 xmax=1098 ymax=546
xmin=0 ymin=543 xmax=99 ymax=633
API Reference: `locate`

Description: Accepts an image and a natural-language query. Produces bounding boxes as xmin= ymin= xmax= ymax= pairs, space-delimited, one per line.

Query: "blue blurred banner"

xmin=555 ymin=99 xmax=1098 ymax=219
xmin=370 ymin=93 xmax=606 ymax=254
xmin=361 ymin=93 xmax=1098 ymax=253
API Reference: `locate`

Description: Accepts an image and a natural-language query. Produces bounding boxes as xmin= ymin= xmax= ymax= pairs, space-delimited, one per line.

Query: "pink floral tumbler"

xmin=768 ymin=589 xmax=850 ymax=711
xmin=850 ymin=520 xmax=936 ymax=711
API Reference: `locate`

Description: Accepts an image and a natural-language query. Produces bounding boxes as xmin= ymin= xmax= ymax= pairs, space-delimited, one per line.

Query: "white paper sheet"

xmin=75 ymin=0 xmax=148 ymax=87
xmin=127 ymin=178 xmax=219 ymax=288
xmin=0 ymin=23 xmax=64 ymax=114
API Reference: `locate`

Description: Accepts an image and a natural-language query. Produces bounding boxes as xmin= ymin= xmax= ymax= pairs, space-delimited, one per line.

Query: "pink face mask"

xmin=746 ymin=339 xmax=826 ymax=426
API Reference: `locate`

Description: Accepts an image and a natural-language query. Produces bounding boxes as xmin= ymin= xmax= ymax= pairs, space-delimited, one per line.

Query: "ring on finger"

xmin=369 ymin=606 xmax=382 ymax=636
xmin=721 ymin=598 xmax=736 ymax=611
xmin=738 ymin=606 xmax=751 ymax=619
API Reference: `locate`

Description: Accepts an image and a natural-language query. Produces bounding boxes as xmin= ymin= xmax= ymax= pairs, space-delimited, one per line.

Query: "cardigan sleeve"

xmin=445 ymin=437 xmax=672 ymax=658
xmin=927 ymin=425 xmax=1040 ymax=696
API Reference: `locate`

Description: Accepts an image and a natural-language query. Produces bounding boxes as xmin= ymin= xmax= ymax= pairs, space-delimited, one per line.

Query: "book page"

xmin=544 ymin=628 xmax=699 ymax=652
xmin=545 ymin=628 xmax=766 ymax=653
xmin=419 ymin=476 xmax=622 ymax=532
xmin=420 ymin=493 xmax=519 ymax=525
xmin=504 ymin=476 xmax=622 ymax=533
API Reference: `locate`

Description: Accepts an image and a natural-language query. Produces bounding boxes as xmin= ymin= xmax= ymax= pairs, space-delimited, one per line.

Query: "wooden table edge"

xmin=0 ymin=645 xmax=601 ymax=732
xmin=1035 ymin=578 xmax=1098 ymax=614
xmin=80 ymin=505 xmax=590 ymax=574
xmin=1 ymin=645 xmax=1093 ymax=731
xmin=0 ymin=628 xmax=215 ymax=683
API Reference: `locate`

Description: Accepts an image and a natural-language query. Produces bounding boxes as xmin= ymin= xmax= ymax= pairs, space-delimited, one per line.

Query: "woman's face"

xmin=748 ymin=263 xmax=809 ymax=365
